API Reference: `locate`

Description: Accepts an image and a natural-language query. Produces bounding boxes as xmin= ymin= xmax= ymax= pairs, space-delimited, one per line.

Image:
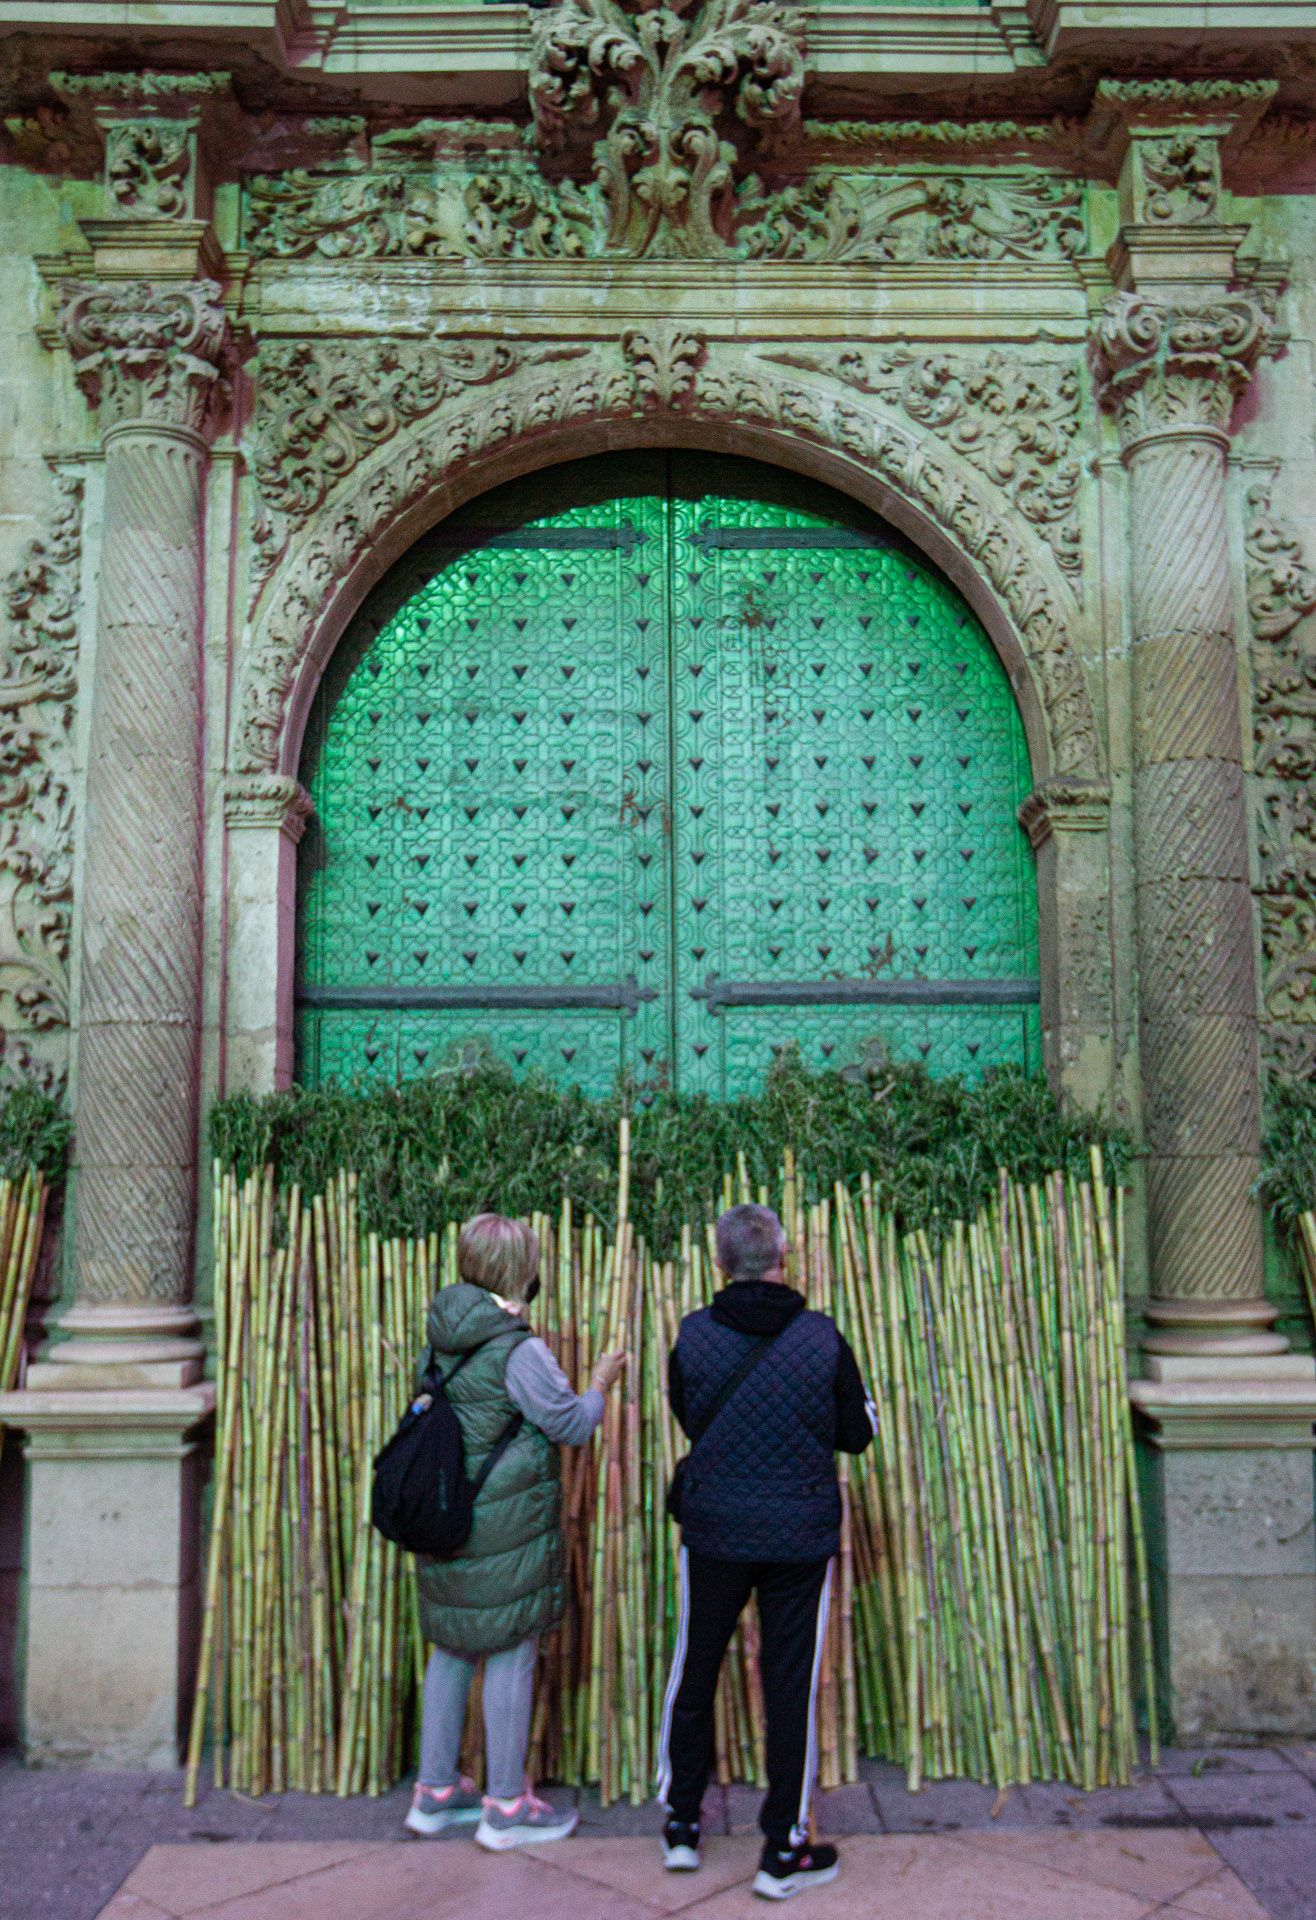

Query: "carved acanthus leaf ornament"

xmin=1089 ymin=292 xmax=1269 ymax=448
xmin=60 ymin=279 xmax=233 ymax=437
xmin=0 ymin=469 xmax=83 ymax=1092
xmin=764 ymin=346 xmax=1082 ymax=578
xmin=1247 ymin=478 xmax=1316 ymax=1075
xmin=530 ymin=0 xmax=804 ymax=255
xmin=235 ymin=341 xmax=1099 ymax=783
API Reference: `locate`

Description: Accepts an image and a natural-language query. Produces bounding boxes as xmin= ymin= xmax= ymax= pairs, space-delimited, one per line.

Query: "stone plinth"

xmin=1132 ymin=1361 xmax=1316 ymax=1740
xmin=0 ymin=1385 xmax=214 ymax=1767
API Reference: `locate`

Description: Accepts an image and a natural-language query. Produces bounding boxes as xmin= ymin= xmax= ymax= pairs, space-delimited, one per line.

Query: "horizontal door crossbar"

xmin=691 ymin=526 xmax=893 ymax=554
xmin=424 ymin=525 xmax=648 ymax=553
xmin=691 ymin=974 xmax=1041 ymax=1013
xmin=298 ymin=978 xmax=658 ymax=1015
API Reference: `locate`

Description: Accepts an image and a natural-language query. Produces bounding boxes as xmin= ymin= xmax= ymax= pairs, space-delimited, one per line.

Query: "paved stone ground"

xmin=2 ymin=1744 xmax=1313 ymax=1920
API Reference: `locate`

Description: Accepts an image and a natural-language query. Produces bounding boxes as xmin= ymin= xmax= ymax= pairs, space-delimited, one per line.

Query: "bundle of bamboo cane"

xmin=185 ymin=1132 xmax=1156 ymax=1807
xmin=0 ymin=1166 xmax=51 ymax=1464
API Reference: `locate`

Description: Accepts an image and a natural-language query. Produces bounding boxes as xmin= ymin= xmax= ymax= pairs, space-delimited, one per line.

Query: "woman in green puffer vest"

xmin=404 ymin=1212 xmax=626 ymax=1852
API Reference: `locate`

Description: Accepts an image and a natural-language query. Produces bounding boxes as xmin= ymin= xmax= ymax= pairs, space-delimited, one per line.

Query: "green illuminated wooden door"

xmin=297 ymin=453 xmax=1039 ymax=1097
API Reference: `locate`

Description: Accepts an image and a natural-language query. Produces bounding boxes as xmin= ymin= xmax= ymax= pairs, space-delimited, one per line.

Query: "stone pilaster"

xmin=56 ymin=279 xmax=231 ymax=1369
xmin=224 ymin=774 xmax=313 ymax=1092
xmin=1091 ymin=291 xmax=1279 ymax=1357
xmin=1018 ymin=776 xmax=1114 ymax=1106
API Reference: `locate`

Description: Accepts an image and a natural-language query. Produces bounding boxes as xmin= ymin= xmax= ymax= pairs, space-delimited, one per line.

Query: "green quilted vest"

xmin=414 ymin=1282 xmax=566 ymax=1659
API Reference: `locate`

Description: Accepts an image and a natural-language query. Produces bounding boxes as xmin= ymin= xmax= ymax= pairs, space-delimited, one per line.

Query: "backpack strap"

xmin=469 ymin=1408 xmax=525 ymax=1499
xmin=688 ymin=1321 xmax=788 ymax=1447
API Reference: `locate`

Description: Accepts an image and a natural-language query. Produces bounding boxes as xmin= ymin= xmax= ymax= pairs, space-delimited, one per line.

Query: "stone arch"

xmin=230 ymin=335 xmax=1104 ymax=788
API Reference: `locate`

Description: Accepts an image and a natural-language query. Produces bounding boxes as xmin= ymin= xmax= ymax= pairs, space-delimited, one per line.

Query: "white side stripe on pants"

xmin=655 ymin=1544 xmax=690 ymax=1805
xmin=790 ymin=1559 xmax=834 ymax=1848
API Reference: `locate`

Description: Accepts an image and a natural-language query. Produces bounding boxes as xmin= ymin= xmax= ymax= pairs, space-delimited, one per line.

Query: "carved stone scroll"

xmin=0 ymin=468 xmax=83 ymax=1094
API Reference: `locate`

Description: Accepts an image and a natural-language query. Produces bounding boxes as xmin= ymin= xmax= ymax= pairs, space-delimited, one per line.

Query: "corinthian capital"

xmin=1088 ymin=290 xmax=1268 ymax=452
xmin=59 ymin=279 xmax=232 ymax=439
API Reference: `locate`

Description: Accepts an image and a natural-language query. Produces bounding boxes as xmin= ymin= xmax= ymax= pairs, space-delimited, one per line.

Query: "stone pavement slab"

xmin=5 ymin=1744 xmax=1316 ymax=1920
xmin=93 ymin=1829 xmax=1282 ymax=1920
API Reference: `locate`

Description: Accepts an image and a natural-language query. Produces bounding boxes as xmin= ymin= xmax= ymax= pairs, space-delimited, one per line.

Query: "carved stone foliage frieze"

xmin=60 ymin=279 xmax=233 ymax=438
xmin=104 ymin=119 xmax=193 ymax=218
xmin=0 ymin=469 xmax=83 ymax=1093
xmin=234 ymin=340 xmax=1100 ymax=785
xmin=242 ymin=153 xmax=1085 ymax=264
xmin=763 ymin=346 xmax=1082 ymax=579
xmin=1089 ymin=292 xmax=1269 ymax=449
xmin=1247 ymin=477 xmax=1316 ymax=1079
xmin=530 ymin=0 xmax=804 ymax=255
xmin=248 ymin=336 xmax=591 ymax=594
xmin=741 ymin=171 xmax=1083 ymax=263
xmin=245 ymin=153 xmax=594 ymax=262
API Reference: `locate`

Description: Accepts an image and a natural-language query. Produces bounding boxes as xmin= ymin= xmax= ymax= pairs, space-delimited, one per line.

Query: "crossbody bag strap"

xmin=688 ymin=1323 xmax=787 ymax=1448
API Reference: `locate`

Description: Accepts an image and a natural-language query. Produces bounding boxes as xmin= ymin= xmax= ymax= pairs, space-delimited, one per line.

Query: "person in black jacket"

xmin=656 ymin=1202 xmax=877 ymax=1901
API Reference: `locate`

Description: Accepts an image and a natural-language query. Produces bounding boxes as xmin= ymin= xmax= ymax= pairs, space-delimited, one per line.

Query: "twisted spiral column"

xmin=59 ymin=281 xmax=230 ymax=1352
xmin=1092 ymin=292 xmax=1280 ymax=1355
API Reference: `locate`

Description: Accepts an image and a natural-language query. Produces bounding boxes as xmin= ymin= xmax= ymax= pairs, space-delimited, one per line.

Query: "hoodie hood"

xmin=426 ymin=1280 xmax=526 ymax=1356
xmin=710 ymin=1278 xmax=806 ymax=1338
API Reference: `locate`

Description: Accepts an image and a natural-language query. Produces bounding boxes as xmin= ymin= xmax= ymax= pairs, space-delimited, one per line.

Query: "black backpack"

xmin=371 ymin=1346 xmax=523 ymax=1559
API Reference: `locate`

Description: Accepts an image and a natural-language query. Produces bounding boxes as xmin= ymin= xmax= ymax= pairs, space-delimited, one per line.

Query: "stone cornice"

xmin=1088 ymin=290 xmax=1269 ymax=454
xmin=59 ymin=279 xmax=234 ymax=439
xmin=22 ymin=3 xmax=1316 ymax=107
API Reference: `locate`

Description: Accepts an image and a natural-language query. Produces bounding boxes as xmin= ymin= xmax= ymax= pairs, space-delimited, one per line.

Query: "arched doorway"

xmin=295 ymin=452 xmax=1038 ymax=1096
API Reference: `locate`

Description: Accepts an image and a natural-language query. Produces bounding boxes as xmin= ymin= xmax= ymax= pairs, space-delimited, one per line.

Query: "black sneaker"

xmin=753 ymin=1839 xmax=840 ymax=1900
xmin=662 ymin=1816 xmax=702 ymax=1870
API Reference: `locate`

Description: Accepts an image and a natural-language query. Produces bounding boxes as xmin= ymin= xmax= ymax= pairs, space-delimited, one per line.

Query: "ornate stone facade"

xmin=2 ymin=0 xmax=1316 ymax=1762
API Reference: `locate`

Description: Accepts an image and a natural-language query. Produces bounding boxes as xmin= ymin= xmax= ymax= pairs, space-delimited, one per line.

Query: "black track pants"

xmin=657 ymin=1548 xmax=833 ymax=1848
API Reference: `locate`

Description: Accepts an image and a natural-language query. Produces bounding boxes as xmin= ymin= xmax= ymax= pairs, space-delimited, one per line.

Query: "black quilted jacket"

xmin=668 ymin=1281 xmax=876 ymax=1563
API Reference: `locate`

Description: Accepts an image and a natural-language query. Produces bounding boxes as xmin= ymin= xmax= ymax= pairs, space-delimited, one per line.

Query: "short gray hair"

xmin=715 ymin=1203 xmax=788 ymax=1281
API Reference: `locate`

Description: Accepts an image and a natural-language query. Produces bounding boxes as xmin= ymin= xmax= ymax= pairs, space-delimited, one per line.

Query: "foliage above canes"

xmin=209 ymin=1049 xmax=1130 ymax=1251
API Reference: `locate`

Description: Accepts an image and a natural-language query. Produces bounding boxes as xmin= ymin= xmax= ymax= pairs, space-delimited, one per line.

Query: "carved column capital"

xmin=1088 ymin=291 xmax=1268 ymax=455
xmin=1018 ymin=776 xmax=1112 ymax=851
xmin=59 ymin=279 xmax=232 ymax=440
xmin=224 ymin=774 xmax=313 ymax=843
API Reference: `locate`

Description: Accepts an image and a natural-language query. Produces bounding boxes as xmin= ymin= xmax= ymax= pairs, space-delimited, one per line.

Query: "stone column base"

xmin=1130 ymin=1357 xmax=1316 ymax=1742
xmin=0 ymin=1384 xmax=214 ymax=1767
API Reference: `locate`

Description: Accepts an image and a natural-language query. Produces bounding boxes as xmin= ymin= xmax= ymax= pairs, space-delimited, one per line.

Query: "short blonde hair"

xmin=458 ymin=1213 xmax=539 ymax=1300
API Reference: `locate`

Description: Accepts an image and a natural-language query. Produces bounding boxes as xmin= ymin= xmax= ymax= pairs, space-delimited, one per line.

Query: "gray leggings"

xmin=419 ymin=1636 xmax=538 ymax=1801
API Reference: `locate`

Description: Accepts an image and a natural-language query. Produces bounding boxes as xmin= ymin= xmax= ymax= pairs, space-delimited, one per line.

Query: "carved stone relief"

xmin=104 ymin=119 xmax=193 ymax=218
xmin=242 ymin=155 xmax=1085 ymax=264
xmin=530 ymin=0 xmax=804 ymax=255
xmin=59 ymin=280 xmax=232 ymax=437
xmin=1247 ymin=477 xmax=1316 ymax=1079
xmin=235 ymin=338 xmax=1100 ymax=785
xmin=0 ymin=469 xmax=83 ymax=1093
xmin=1089 ymin=292 xmax=1269 ymax=449
xmin=763 ymin=346 xmax=1082 ymax=579
xmin=248 ymin=337 xmax=591 ymax=593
